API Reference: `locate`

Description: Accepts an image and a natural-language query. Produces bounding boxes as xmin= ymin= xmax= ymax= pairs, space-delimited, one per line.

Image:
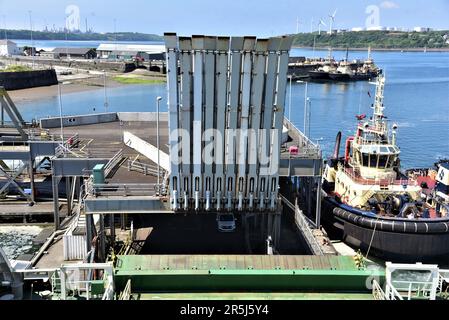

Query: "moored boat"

xmin=321 ymin=75 xmax=449 ymax=263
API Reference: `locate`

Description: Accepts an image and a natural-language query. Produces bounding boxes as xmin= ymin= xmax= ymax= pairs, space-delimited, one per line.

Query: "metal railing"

xmin=372 ymin=279 xmax=386 ymax=300
xmin=283 ymin=118 xmax=322 ymax=159
xmin=373 ymin=279 xmax=404 ymax=300
xmin=118 ymin=279 xmax=132 ymax=300
xmin=390 ymin=280 xmax=435 ymax=300
xmin=54 ymin=134 xmax=82 ymax=158
xmin=58 ymin=263 xmax=115 ymax=300
xmin=342 ymin=165 xmax=417 ymax=187
xmin=127 ymin=159 xmax=165 ymax=178
xmin=294 ymin=206 xmax=325 ymax=255
xmin=104 ymin=149 xmax=124 ymax=177
xmin=280 ymin=195 xmax=324 ymax=255
xmin=89 ymin=182 xmax=158 ymax=197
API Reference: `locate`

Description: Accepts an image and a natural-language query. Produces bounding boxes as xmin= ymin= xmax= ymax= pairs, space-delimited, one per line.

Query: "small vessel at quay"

xmin=321 ymin=74 xmax=449 ymax=263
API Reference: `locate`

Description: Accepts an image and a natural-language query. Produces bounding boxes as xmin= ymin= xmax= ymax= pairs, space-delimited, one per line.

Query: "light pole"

xmin=303 ymin=81 xmax=309 ymax=134
xmin=103 ymin=70 xmax=108 ymax=112
xmin=58 ymin=82 xmax=64 ymax=141
xmin=288 ymin=75 xmax=292 ymax=120
xmin=305 ymin=97 xmax=312 ymax=138
xmin=28 ymin=10 xmax=35 ymax=69
xmin=156 ymin=96 xmax=162 ymax=194
xmin=296 ymin=80 xmax=309 ymax=135
xmin=113 ymin=18 xmax=117 ymax=62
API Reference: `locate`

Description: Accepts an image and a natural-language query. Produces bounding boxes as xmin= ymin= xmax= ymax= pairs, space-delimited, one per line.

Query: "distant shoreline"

xmin=292 ymin=45 xmax=449 ymax=52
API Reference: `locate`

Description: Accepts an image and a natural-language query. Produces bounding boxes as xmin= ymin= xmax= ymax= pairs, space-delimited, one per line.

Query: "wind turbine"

xmin=318 ymin=18 xmax=326 ymax=35
xmin=328 ymin=9 xmax=337 ymax=34
xmin=296 ymin=17 xmax=301 ymax=34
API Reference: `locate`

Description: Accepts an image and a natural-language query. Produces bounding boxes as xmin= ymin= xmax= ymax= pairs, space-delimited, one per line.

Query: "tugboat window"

xmin=387 ymin=156 xmax=395 ymax=168
xmin=362 ymin=153 xmax=369 ymax=166
xmin=369 ymin=154 xmax=378 ymax=167
xmin=378 ymin=155 xmax=388 ymax=168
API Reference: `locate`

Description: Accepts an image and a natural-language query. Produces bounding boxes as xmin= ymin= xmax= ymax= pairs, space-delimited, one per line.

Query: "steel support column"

xmin=86 ymin=214 xmax=93 ymax=253
xmin=52 ymin=176 xmax=61 ymax=230
xmin=110 ymin=214 xmax=115 ymax=243
xmin=99 ymin=214 xmax=106 ymax=262
xmin=315 ymin=176 xmax=322 ymax=227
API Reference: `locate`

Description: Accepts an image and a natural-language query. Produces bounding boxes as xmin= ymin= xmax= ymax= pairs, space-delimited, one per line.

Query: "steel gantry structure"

xmin=164 ymin=33 xmax=293 ymax=213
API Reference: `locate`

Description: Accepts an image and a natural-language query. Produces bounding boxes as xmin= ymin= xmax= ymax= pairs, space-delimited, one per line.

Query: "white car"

xmin=216 ymin=213 xmax=236 ymax=232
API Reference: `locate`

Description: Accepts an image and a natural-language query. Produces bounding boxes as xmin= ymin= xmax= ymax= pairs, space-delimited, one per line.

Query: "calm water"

xmin=14 ymin=43 xmax=449 ymax=169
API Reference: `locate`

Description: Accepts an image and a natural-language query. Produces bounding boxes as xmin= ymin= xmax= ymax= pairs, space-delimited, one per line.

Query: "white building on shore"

xmin=0 ymin=40 xmax=21 ymax=56
xmin=96 ymin=43 xmax=165 ymax=60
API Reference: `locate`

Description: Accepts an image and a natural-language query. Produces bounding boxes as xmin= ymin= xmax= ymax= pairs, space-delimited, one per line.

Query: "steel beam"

xmin=51 ymin=158 xmax=109 ymax=177
xmin=259 ymin=37 xmax=281 ymax=202
xmin=203 ymin=36 xmax=217 ymax=203
xmin=179 ymin=37 xmax=193 ymax=198
xmin=248 ymin=39 xmax=268 ymax=199
xmin=236 ymin=37 xmax=256 ymax=206
xmin=225 ymin=37 xmax=244 ymax=206
xmin=52 ymin=175 xmax=61 ymax=229
xmin=164 ymin=32 xmax=181 ymax=209
xmin=214 ymin=36 xmax=230 ymax=208
xmin=192 ymin=35 xmax=205 ymax=209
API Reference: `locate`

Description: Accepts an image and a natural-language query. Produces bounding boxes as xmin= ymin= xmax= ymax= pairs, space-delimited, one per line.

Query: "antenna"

xmin=296 ymin=17 xmax=300 ymax=34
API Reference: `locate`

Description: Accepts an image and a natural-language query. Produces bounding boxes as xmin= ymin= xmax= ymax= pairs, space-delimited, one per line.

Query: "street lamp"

xmin=156 ymin=96 xmax=162 ymax=194
xmin=103 ymin=70 xmax=108 ymax=112
xmin=296 ymin=80 xmax=309 ymax=136
xmin=305 ymin=97 xmax=312 ymax=138
xmin=28 ymin=10 xmax=35 ymax=69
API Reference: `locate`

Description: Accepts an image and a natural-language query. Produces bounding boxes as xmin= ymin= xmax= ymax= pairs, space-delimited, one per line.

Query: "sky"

xmin=0 ymin=0 xmax=448 ymax=36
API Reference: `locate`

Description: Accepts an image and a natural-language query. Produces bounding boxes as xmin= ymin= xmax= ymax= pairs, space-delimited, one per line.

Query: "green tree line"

xmin=0 ymin=29 xmax=163 ymax=42
xmin=292 ymin=31 xmax=449 ymax=49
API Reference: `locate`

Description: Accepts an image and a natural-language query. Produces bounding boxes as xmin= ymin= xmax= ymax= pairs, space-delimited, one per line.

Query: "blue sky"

xmin=1 ymin=0 xmax=448 ymax=36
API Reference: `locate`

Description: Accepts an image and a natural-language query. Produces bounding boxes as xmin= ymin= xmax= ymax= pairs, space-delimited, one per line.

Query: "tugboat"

xmin=321 ymin=74 xmax=449 ymax=263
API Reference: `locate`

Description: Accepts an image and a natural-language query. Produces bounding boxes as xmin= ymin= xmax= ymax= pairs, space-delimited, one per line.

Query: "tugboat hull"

xmin=322 ymin=197 xmax=449 ymax=263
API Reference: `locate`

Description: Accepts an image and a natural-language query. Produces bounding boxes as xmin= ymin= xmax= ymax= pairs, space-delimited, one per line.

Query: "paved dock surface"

xmin=48 ymin=120 xmax=169 ymax=185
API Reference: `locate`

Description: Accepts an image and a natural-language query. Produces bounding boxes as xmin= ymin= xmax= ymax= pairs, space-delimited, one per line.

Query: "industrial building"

xmin=96 ymin=43 xmax=165 ymax=60
xmin=40 ymin=47 xmax=97 ymax=60
xmin=0 ymin=40 xmax=21 ymax=56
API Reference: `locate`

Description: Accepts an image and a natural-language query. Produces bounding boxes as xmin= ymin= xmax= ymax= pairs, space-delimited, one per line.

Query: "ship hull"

xmin=322 ymin=197 xmax=449 ymax=263
xmin=328 ymin=73 xmax=352 ymax=81
xmin=308 ymin=70 xmax=330 ymax=80
xmin=328 ymin=72 xmax=379 ymax=82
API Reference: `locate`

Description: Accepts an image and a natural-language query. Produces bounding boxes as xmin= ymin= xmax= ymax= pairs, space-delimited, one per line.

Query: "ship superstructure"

xmin=324 ymin=75 xmax=423 ymax=216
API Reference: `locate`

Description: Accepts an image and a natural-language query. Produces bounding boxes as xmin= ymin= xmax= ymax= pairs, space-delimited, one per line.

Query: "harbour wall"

xmin=1 ymin=56 xmax=137 ymax=73
xmin=40 ymin=112 xmax=169 ymax=128
xmin=0 ymin=69 xmax=58 ymax=90
xmin=40 ymin=113 xmax=118 ymax=128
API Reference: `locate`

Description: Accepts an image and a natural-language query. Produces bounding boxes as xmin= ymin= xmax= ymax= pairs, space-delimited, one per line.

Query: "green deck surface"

xmin=114 ymin=255 xmax=385 ymax=294
xmin=135 ymin=292 xmax=374 ymax=300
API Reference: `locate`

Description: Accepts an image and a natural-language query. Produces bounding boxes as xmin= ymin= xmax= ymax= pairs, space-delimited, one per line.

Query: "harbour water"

xmin=0 ymin=225 xmax=43 ymax=259
xmin=11 ymin=42 xmax=449 ymax=168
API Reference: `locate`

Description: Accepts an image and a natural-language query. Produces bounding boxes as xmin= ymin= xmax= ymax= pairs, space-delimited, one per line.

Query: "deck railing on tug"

xmin=342 ymin=166 xmax=418 ymax=187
